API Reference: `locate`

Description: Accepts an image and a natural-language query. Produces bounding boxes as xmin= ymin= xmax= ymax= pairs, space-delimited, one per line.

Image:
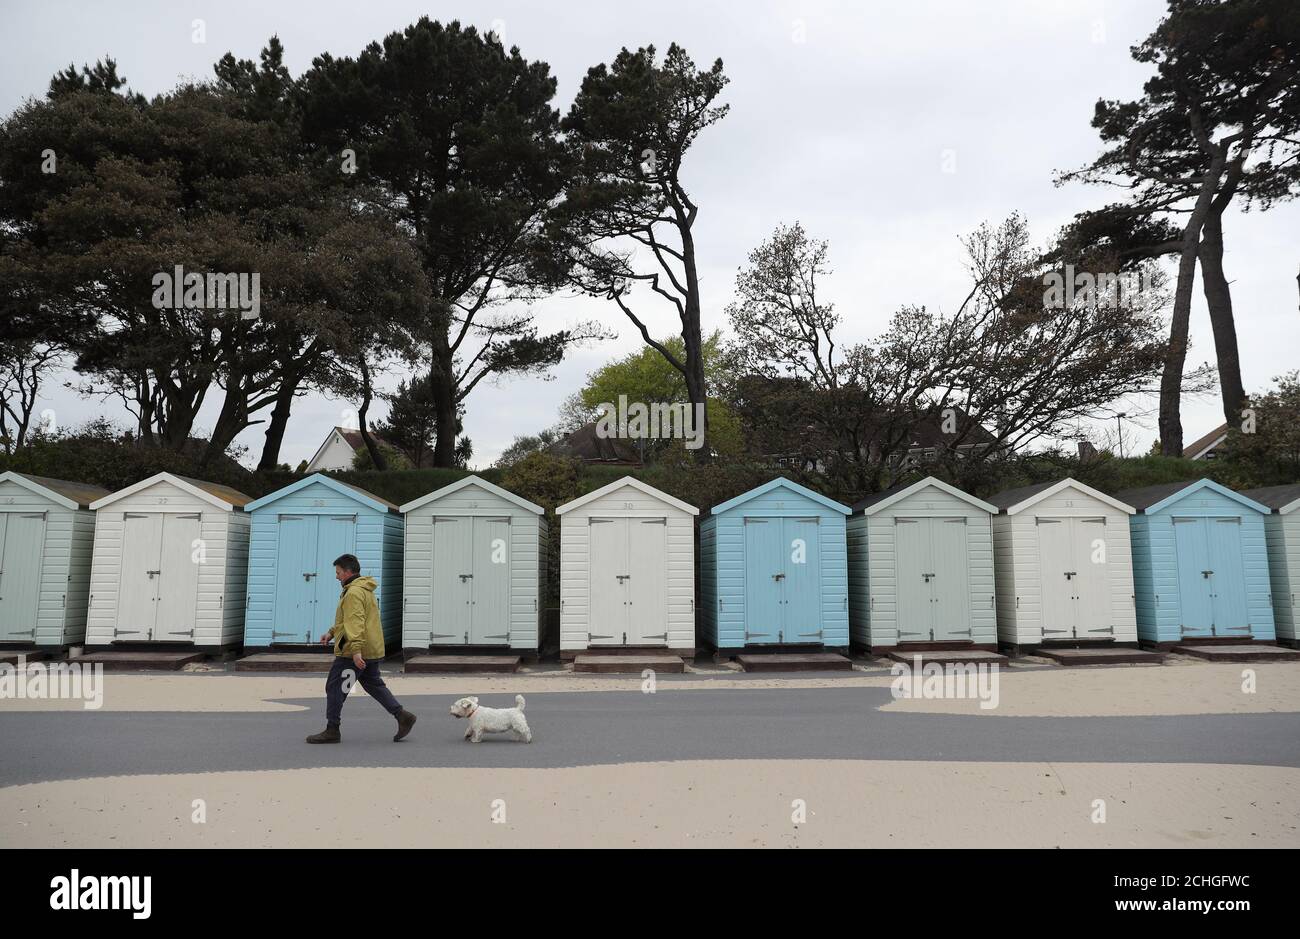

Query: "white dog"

xmin=449 ymin=695 xmax=533 ymax=743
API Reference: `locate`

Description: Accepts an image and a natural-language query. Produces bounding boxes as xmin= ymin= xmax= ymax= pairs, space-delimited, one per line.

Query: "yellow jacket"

xmin=328 ymin=575 xmax=385 ymax=660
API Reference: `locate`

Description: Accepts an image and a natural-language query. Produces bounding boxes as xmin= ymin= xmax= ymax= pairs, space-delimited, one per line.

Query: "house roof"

xmin=244 ymin=473 xmax=398 ymax=514
xmin=90 ymin=472 xmax=254 ymax=511
xmin=1184 ymin=423 xmax=1229 ymax=459
xmin=709 ymin=477 xmax=850 ymax=516
xmin=556 ymin=476 xmax=698 ymax=516
xmin=1242 ymin=484 xmax=1300 ymax=515
xmin=986 ymin=478 xmax=1135 ymax=516
xmin=0 ymin=471 xmax=110 ymax=510
xmin=851 ymin=476 xmax=996 ymax=516
xmin=1113 ymin=478 xmax=1268 ymax=515
xmin=307 ymin=426 xmax=397 ymax=469
xmin=400 ymin=475 xmax=543 ymax=515
xmin=548 ymin=422 xmax=642 ymax=465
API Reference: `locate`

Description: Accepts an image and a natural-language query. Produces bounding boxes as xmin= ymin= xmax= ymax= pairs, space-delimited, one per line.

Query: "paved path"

xmin=3 ymin=686 xmax=1299 ymax=786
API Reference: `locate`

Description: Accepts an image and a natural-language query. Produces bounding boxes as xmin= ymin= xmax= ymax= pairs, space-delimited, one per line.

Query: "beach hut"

xmin=847 ymin=477 xmax=997 ymax=653
xmin=399 ymin=475 xmax=545 ymax=654
xmin=986 ymin=478 xmax=1138 ymax=651
xmin=1116 ymin=479 xmax=1275 ymax=646
xmin=0 ymin=472 xmax=108 ymax=649
xmin=243 ymin=474 xmax=403 ymax=650
xmin=87 ymin=473 xmax=253 ymax=649
xmin=700 ymin=478 xmax=850 ymax=650
xmin=556 ymin=477 xmax=698 ymax=656
xmin=1243 ymin=484 xmax=1300 ymax=647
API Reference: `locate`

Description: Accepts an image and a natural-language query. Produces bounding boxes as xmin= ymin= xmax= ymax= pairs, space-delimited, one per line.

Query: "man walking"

xmin=306 ymin=554 xmax=417 ymax=744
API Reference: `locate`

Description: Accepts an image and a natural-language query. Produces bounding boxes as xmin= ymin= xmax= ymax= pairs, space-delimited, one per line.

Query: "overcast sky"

xmin=3 ymin=0 xmax=1295 ymax=468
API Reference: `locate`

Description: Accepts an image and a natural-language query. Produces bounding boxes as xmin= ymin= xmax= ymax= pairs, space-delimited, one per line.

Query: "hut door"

xmin=1072 ymin=518 xmax=1112 ymax=637
xmin=430 ymin=517 xmax=473 ymax=645
xmin=895 ymin=519 xmax=932 ymax=640
xmin=1036 ymin=518 xmax=1075 ymax=638
xmin=274 ymin=515 xmax=318 ymax=642
xmin=470 ymin=517 xmax=512 ymax=645
xmin=0 ymin=512 xmax=46 ymax=641
xmin=313 ymin=515 xmax=357 ymax=631
xmin=154 ymin=514 xmax=202 ymax=641
xmin=1173 ymin=518 xmax=1215 ymax=637
xmin=117 ymin=513 xmax=164 ymax=639
xmin=783 ymin=517 xmax=822 ymax=642
xmin=1207 ymin=518 xmax=1250 ymax=634
xmin=627 ymin=518 xmax=668 ymax=644
xmin=929 ymin=518 xmax=971 ymax=641
xmin=743 ymin=518 xmax=783 ymax=643
xmin=587 ymin=518 xmax=628 ymax=646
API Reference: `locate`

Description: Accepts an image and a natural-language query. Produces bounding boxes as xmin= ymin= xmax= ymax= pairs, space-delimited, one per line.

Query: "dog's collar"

xmin=466 ymin=706 xmax=477 ymax=718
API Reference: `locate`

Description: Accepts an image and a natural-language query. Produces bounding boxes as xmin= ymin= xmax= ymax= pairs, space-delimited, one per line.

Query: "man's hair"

xmin=333 ymin=554 xmax=361 ymax=574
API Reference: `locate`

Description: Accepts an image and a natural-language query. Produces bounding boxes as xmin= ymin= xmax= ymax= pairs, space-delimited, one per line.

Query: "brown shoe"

xmin=306 ymin=726 xmax=341 ymax=744
xmin=393 ymin=710 xmax=417 ymax=742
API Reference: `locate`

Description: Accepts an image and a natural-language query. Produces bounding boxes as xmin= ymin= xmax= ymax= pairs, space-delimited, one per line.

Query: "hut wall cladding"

xmin=700 ymin=479 xmax=850 ymax=650
xmin=400 ymin=476 xmax=545 ymax=651
xmin=990 ymin=481 xmax=1138 ymax=646
xmin=1127 ymin=482 xmax=1275 ymax=644
xmin=0 ymin=474 xmax=103 ymax=646
xmin=558 ymin=478 xmax=697 ymax=651
xmin=1261 ymin=510 xmax=1300 ymax=642
xmin=87 ymin=476 xmax=250 ymax=647
xmin=847 ymin=480 xmax=996 ymax=649
xmin=243 ymin=476 xmax=403 ymax=649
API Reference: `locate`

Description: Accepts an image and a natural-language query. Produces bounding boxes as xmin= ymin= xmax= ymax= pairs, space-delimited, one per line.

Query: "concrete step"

xmin=1036 ymin=647 xmax=1166 ymax=666
xmin=736 ymin=653 xmax=852 ymax=672
xmin=77 ymin=650 xmax=206 ymax=671
xmin=404 ymin=655 xmax=521 ymax=674
xmin=886 ymin=649 xmax=1009 ymax=667
xmin=236 ymin=652 xmax=335 ymax=673
xmin=573 ymin=654 xmax=685 ymax=674
xmin=1173 ymin=643 xmax=1300 ymax=663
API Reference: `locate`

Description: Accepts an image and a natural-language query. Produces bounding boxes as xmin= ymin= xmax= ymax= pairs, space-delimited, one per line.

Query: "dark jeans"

xmin=325 ymin=656 xmax=403 ymax=727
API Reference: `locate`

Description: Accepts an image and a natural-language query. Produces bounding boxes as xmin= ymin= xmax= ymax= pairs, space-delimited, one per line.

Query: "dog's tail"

xmin=515 ymin=694 xmax=526 ymax=711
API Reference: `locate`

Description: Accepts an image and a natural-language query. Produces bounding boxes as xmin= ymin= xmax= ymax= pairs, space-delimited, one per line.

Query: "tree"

xmin=553 ymin=43 xmax=729 ymax=462
xmin=298 ymin=18 xmax=602 ymax=467
xmin=726 ymin=217 xmax=1182 ymax=493
xmin=369 ymin=375 xmax=439 ymax=469
xmin=1058 ymin=0 xmax=1300 ymax=453
xmin=1223 ymin=370 xmax=1300 ymax=483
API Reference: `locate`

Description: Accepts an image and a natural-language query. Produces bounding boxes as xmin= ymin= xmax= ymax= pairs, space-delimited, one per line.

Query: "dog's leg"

xmin=463 ymin=724 xmax=473 ymax=740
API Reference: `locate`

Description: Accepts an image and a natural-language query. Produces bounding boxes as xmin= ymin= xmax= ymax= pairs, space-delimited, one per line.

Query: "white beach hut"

xmin=87 ymin=473 xmax=252 ymax=649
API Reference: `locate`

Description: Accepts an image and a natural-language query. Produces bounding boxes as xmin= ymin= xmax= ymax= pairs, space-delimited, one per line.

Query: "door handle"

xmin=1202 ymin=570 xmax=1213 ymax=579
xmin=302 ymin=572 xmax=316 ymax=581
xmin=146 ymin=570 xmax=161 ymax=578
xmin=459 ymin=573 xmax=473 ymax=582
xmin=616 ymin=574 xmax=630 ymax=582
xmin=772 ymin=573 xmax=785 ymax=581
xmin=1064 ymin=571 xmax=1077 ymax=580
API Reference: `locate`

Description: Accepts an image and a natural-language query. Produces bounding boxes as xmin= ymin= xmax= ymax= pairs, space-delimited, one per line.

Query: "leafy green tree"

xmin=298 ymin=18 xmax=602 ymax=467
xmin=1059 ymin=0 xmax=1300 ymax=453
xmin=553 ymin=43 xmax=729 ymax=462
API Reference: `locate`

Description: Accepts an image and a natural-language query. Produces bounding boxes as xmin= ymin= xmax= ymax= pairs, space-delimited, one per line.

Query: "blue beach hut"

xmin=1116 ymin=479 xmax=1275 ymax=647
xmin=700 ymin=477 xmax=851 ymax=650
xmin=243 ymin=474 xmax=403 ymax=650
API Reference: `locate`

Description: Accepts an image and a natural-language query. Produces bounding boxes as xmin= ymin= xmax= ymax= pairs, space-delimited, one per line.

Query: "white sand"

xmin=880 ymin=662 xmax=1300 ymax=716
xmin=3 ymin=761 xmax=1295 ymax=848
xmin=3 ymin=661 xmax=1295 ymax=717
